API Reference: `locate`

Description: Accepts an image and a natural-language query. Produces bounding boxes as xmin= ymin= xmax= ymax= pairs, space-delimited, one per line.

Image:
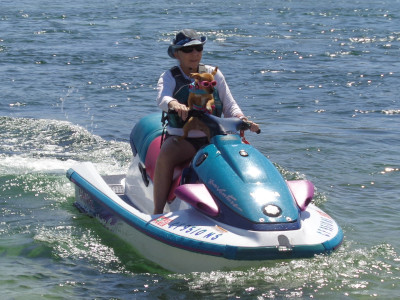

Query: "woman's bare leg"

xmin=153 ymin=137 xmax=196 ymax=214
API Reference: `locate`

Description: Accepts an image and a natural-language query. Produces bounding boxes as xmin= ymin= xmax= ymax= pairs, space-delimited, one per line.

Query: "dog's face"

xmin=190 ymin=67 xmax=218 ymax=94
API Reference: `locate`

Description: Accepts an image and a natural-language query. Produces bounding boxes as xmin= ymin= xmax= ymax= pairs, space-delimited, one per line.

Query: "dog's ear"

xmin=212 ymin=67 xmax=218 ymax=76
xmin=190 ymin=73 xmax=202 ymax=81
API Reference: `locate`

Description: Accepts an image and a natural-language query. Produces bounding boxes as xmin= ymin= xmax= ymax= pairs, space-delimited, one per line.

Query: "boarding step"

xmin=102 ymin=175 xmax=126 ymax=195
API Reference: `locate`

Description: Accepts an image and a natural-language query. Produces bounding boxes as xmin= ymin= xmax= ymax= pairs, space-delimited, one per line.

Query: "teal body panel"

xmin=193 ymin=135 xmax=299 ymax=225
xmin=129 ymin=113 xmax=300 ymax=226
xmin=130 ymin=113 xmax=163 ymax=161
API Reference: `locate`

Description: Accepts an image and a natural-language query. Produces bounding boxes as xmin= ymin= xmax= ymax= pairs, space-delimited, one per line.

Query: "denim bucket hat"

xmin=168 ymin=29 xmax=207 ymax=58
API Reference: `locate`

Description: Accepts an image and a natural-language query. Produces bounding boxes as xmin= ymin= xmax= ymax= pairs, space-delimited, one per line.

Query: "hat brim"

xmin=168 ymin=36 xmax=206 ymax=58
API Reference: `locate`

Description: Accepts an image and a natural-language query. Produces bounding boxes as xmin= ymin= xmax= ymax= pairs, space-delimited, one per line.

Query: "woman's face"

xmin=174 ymin=46 xmax=203 ymax=73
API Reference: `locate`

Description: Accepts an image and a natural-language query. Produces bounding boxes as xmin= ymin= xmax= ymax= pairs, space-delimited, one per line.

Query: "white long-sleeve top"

xmin=156 ymin=65 xmax=244 ymax=137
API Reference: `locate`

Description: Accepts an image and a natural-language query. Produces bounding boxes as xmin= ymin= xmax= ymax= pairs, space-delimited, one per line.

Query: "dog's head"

xmin=190 ymin=67 xmax=218 ymax=94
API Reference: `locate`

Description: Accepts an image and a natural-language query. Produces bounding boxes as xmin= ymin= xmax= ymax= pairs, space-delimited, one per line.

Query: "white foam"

xmin=0 ymin=155 xmax=128 ymax=176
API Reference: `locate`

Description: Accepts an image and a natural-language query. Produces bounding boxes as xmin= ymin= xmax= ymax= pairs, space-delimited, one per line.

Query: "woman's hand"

xmin=249 ymin=121 xmax=260 ymax=133
xmin=168 ymin=100 xmax=189 ymax=121
xmin=239 ymin=116 xmax=260 ymax=133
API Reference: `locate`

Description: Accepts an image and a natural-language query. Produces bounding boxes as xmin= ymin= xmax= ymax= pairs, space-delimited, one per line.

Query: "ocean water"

xmin=1 ymin=0 xmax=400 ymax=298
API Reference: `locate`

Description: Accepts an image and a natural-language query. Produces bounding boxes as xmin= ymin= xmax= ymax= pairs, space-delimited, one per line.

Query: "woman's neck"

xmin=180 ymin=65 xmax=198 ymax=76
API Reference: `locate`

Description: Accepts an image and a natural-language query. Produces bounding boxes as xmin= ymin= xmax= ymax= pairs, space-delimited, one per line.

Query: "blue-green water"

xmin=1 ymin=0 xmax=399 ymax=298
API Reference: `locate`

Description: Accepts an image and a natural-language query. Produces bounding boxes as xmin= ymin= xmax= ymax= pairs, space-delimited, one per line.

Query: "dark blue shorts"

xmin=165 ymin=133 xmax=209 ymax=151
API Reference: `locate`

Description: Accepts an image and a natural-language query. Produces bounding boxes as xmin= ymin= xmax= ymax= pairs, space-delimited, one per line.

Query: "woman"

xmin=154 ymin=29 xmax=259 ymax=214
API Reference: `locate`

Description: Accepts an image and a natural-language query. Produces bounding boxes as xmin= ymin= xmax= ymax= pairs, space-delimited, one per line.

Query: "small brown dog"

xmin=179 ymin=67 xmax=218 ymax=142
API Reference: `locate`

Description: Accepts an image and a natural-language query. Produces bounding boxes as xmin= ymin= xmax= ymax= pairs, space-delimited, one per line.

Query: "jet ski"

xmin=66 ymin=111 xmax=343 ymax=273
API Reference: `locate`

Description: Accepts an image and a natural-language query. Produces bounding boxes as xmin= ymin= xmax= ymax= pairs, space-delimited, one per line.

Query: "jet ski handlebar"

xmin=167 ymin=109 xmax=260 ymax=136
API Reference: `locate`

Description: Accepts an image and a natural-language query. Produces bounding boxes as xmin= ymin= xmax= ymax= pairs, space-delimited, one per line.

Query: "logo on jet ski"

xmin=153 ymin=216 xmax=174 ymax=227
xmin=167 ymin=221 xmax=224 ymax=241
xmin=208 ymin=179 xmax=243 ymax=212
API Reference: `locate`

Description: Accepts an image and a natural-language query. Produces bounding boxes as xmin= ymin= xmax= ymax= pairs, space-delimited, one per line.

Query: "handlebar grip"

xmin=241 ymin=120 xmax=261 ymax=134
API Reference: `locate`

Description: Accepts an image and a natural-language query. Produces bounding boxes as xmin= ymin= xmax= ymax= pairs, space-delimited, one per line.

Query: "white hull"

xmin=68 ymin=159 xmax=343 ymax=273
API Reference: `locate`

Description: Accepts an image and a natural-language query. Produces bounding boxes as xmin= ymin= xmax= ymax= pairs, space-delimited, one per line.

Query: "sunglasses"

xmin=199 ymin=80 xmax=217 ymax=88
xmin=180 ymin=45 xmax=204 ymax=53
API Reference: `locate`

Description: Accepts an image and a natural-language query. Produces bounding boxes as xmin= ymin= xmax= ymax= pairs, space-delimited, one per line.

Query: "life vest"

xmin=167 ymin=65 xmax=223 ymax=128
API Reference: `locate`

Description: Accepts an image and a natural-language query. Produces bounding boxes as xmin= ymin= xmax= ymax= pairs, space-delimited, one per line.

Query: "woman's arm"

xmin=156 ymin=70 xmax=176 ymax=112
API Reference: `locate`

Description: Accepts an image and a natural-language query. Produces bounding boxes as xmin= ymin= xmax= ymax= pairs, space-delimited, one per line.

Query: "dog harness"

xmin=167 ymin=65 xmax=222 ymax=128
xmin=192 ymin=103 xmax=216 ymax=113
